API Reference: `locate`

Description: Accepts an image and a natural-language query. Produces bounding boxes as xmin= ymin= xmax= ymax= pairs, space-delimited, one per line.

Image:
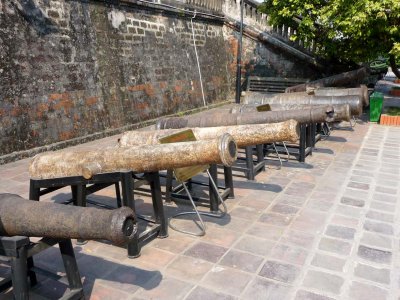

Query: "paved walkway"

xmin=0 ymin=105 xmax=400 ymax=299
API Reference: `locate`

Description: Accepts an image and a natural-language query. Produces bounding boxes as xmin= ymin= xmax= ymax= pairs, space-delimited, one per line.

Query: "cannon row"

xmin=0 ymin=86 xmax=365 ymax=298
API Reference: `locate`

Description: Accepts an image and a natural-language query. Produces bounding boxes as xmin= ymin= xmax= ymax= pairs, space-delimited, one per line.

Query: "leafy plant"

xmin=259 ymin=0 xmax=400 ymax=77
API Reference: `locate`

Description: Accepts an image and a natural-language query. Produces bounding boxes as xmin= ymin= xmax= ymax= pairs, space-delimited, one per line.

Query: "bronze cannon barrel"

xmin=156 ymin=106 xmax=334 ymax=129
xmin=314 ymin=86 xmax=369 ymax=106
xmin=285 ymin=67 xmax=369 ymax=93
xmin=244 ymin=92 xmax=362 ymax=116
xmin=29 ymin=134 xmax=237 ymax=180
xmin=0 ymin=193 xmax=136 ymax=245
xmin=119 ymin=120 xmax=300 ymax=147
xmin=230 ymin=104 xmax=351 ymax=122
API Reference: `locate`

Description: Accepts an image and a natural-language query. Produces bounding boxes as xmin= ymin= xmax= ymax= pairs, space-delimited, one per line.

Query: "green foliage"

xmin=259 ymin=0 xmax=400 ymax=64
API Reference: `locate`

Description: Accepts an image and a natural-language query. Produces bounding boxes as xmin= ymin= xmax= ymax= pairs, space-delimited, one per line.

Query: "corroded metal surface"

xmin=230 ymin=104 xmax=351 ymax=122
xmin=0 ymin=193 xmax=136 ymax=245
xmin=156 ymin=107 xmax=334 ymax=129
xmin=285 ymin=67 xmax=369 ymax=93
xmin=119 ymin=120 xmax=300 ymax=147
xmin=244 ymin=92 xmax=362 ymax=116
xmin=29 ymin=134 xmax=237 ymax=179
xmin=314 ymin=86 xmax=369 ymax=106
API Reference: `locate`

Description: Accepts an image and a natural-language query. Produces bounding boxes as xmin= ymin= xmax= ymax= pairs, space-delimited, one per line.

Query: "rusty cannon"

xmin=313 ymin=86 xmax=369 ymax=106
xmin=244 ymin=92 xmax=362 ymax=116
xmin=29 ymin=134 xmax=237 ymax=180
xmin=156 ymin=106 xmax=335 ymax=129
xmin=119 ymin=120 xmax=300 ymax=148
xmin=285 ymin=67 xmax=370 ymax=93
xmin=230 ymin=103 xmax=352 ymax=122
xmin=0 ymin=193 xmax=136 ymax=245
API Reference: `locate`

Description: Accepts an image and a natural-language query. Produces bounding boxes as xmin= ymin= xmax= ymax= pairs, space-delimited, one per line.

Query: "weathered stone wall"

xmin=0 ymin=0 xmax=232 ymax=157
xmin=0 ymin=0 xmax=321 ymax=159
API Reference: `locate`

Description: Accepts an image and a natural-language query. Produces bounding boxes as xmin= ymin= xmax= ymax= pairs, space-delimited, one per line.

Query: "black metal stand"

xmin=231 ymin=144 xmax=266 ymax=179
xmin=266 ymin=123 xmax=314 ymax=162
xmin=164 ymin=164 xmax=234 ymax=213
xmin=0 ymin=236 xmax=84 ymax=300
xmin=29 ymin=171 xmax=167 ymax=258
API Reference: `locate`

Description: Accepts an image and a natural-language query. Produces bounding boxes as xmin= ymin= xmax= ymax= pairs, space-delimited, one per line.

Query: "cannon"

xmin=156 ymin=106 xmax=334 ymax=129
xmin=285 ymin=67 xmax=369 ymax=93
xmin=119 ymin=120 xmax=300 ymax=148
xmin=313 ymin=86 xmax=369 ymax=106
xmin=244 ymin=92 xmax=362 ymax=116
xmin=0 ymin=193 xmax=136 ymax=245
xmin=29 ymin=134 xmax=237 ymax=180
xmin=230 ymin=104 xmax=351 ymax=122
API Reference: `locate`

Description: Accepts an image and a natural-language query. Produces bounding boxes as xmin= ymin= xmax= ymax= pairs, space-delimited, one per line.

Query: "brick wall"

xmin=0 ymin=0 xmax=321 ymax=159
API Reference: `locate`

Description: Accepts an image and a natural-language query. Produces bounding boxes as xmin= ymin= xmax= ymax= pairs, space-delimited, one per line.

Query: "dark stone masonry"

xmin=0 ymin=0 xmax=321 ymax=158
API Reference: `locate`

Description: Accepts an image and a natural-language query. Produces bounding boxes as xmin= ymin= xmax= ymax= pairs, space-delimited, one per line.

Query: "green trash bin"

xmin=370 ymin=92 xmax=384 ymax=122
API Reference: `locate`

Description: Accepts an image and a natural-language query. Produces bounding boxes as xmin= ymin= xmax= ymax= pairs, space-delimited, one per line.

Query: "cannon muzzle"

xmin=0 ymin=193 xmax=137 ymax=245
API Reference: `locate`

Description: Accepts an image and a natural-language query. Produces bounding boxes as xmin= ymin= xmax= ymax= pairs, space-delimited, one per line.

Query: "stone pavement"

xmin=0 ymin=117 xmax=400 ymax=299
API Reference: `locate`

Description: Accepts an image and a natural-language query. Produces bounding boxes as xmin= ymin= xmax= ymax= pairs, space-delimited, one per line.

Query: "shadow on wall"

xmin=11 ymin=0 xmax=59 ymax=35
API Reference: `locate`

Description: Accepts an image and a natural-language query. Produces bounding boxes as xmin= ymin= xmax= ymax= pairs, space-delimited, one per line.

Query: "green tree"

xmin=259 ymin=0 xmax=400 ymax=77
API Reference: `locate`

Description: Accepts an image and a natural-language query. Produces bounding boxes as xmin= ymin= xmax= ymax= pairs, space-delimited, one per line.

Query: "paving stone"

xmin=366 ymin=210 xmax=394 ymax=223
xmin=200 ymin=227 xmax=241 ymax=248
xmin=354 ymin=263 xmax=390 ymax=284
xmin=295 ymin=290 xmax=335 ymax=300
xmin=230 ymin=206 xmax=262 ymax=220
xmin=340 ymin=196 xmax=365 ymax=207
xmin=353 ymin=170 xmax=375 ymax=177
xmin=349 ymin=175 xmax=373 ymax=184
xmin=280 ymin=230 xmax=315 ymax=249
xmin=184 ymin=242 xmax=228 ymax=263
xmin=370 ymin=201 xmax=396 ymax=212
xmin=185 ymin=286 xmax=236 ymax=300
xmin=373 ymin=193 xmax=398 ymax=203
xmin=376 ymin=178 xmax=399 ymax=188
xmin=202 ymin=266 xmax=252 ymax=296
xmin=259 ymin=260 xmax=300 ymax=284
xmin=357 ymin=245 xmax=392 ymax=264
xmin=348 ymin=281 xmax=388 ymax=300
xmin=152 ymin=236 xmax=194 ymax=254
xmin=270 ymin=204 xmax=299 ymax=215
xmin=94 ymin=263 xmax=161 ymax=294
xmin=335 ymin=204 xmax=364 ymax=218
xmin=325 ymin=225 xmax=356 ymax=240
xmin=238 ymin=198 xmax=272 ymax=210
xmin=241 ymin=277 xmax=292 ymax=299
xmin=258 ymin=212 xmax=293 ymax=227
xmin=306 ymin=199 xmax=334 ymax=212
xmin=233 ymin=235 xmax=275 ymax=256
xmin=218 ymin=249 xmax=264 ymax=273
xmin=83 ymin=280 xmax=132 ymax=300
xmin=135 ymin=247 xmax=175 ymax=268
xmin=360 ymin=232 xmax=393 ymax=250
xmin=318 ymin=237 xmax=352 ymax=256
xmin=364 ymin=220 xmax=394 ymax=235
xmin=270 ymin=243 xmax=309 ymax=266
xmin=275 ymin=195 xmax=307 ymax=207
xmin=291 ymin=210 xmax=328 ymax=234
xmin=165 ymin=255 xmax=213 ymax=282
xmin=311 ymin=252 xmax=346 ymax=272
xmin=375 ymin=186 xmax=398 ymax=195
xmin=343 ymin=188 xmax=369 ymax=200
xmin=302 ymin=270 xmax=344 ymax=294
xmin=138 ymin=276 xmax=193 ymax=300
xmin=331 ymin=214 xmax=359 ymax=228
xmin=246 ymin=223 xmax=285 ymax=241
xmin=347 ymin=182 xmax=370 ymax=190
